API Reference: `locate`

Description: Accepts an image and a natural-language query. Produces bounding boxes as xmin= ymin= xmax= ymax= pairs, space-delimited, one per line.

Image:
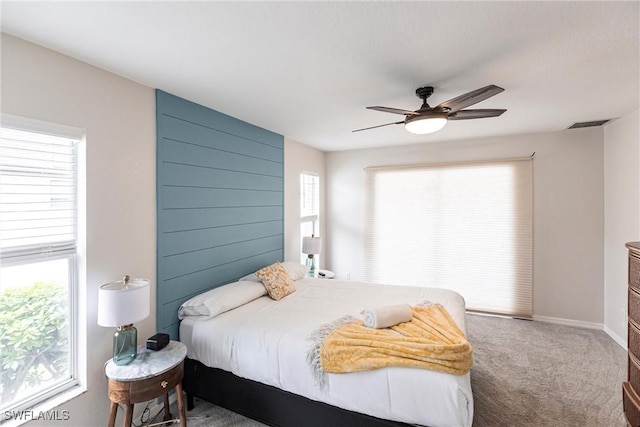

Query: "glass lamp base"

xmin=113 ymin=325 xmax=138 ymax=365
xmin=305 ymin=255 xmax=316 ymax=277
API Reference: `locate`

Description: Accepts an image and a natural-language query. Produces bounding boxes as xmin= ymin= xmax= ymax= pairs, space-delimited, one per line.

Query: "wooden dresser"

xmin=624 ymin=242 xmax=640 ymax=426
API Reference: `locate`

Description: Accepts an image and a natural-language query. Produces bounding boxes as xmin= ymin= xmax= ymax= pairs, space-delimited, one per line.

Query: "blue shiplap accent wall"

xmin=156 ymin=90 xmax=284 ymax=339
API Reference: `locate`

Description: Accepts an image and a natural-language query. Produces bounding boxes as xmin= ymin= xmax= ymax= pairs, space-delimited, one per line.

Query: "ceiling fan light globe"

xmin=404 ymin=114 xmax=448 ymax=134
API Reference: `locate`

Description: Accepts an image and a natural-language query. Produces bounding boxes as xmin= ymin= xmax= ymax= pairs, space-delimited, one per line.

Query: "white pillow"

xmin=239 ymin=262 xmax=310 ymax=282
xmin=239 ymin=273 xmax=261 ymax=282
xmin=178 ymin=281 xmax=267 ymax=320
xmin=281 ymin=262 xmax=310 ymax=280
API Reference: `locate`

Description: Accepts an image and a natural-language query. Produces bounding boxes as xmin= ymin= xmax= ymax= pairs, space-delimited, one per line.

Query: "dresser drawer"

xmin=631 ymin=252 xmax=640 ymax=292
xmin=630 ymin=321 xmax=640 ymax=362
xmin=630 ymin=289 xmax=640 ymax=327
xmin=624 ymin=382 xmax=640 ymax=427
xmin=631 ymin=354 xmax=640 ymax=394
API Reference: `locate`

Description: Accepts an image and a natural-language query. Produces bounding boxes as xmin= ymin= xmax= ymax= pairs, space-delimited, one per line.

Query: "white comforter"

xmin=180 ymin=278 xmax=473 ymax=427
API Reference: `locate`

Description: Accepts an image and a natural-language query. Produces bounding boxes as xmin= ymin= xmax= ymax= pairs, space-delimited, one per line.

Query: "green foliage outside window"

xmin=0 ymin=281 xmax=68 ymax=403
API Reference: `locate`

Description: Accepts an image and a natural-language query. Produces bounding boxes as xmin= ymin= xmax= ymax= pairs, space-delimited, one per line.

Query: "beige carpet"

xmin=177 ymin=314 xmax=626 ymax=427
xmin=174 ymin=398 xmax=265 ymax=427
xmin=468 ymin=314 xmax=625 ymax=427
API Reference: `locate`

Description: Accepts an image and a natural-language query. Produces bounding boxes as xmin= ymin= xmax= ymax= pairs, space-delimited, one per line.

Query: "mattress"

xmin=180 ymin=278 xmax=473 ymax=427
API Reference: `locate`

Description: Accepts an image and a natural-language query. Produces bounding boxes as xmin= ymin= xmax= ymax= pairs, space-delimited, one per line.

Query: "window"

xmin=0 ymin=115 xmax=81 ymax=415
xmin=300 ymin=172 xmax=320 ymax=264
xmin=365 ymin=158 xmax=532 ymax=316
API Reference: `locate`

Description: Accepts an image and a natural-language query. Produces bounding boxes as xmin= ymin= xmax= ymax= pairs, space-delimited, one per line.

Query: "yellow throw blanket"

xmin=307 ymin=303 xmax=473 ymax=385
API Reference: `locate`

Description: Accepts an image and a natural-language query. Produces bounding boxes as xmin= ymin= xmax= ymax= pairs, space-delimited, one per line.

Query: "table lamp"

xmin=98 ymin=275 xmax=150 ymax=365
xmin=302 ymin=236 xmax=322 ymax=277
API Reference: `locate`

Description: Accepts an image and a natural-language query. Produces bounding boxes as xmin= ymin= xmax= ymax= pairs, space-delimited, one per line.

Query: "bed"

xmin=178 ymin=268 xmax=474 ymax=427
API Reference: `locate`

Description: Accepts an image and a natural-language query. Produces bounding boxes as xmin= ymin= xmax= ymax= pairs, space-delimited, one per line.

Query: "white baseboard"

xmin=531 ymin=314 xmax=602 ymax=329
xmin=532 ymin=314 xmax=626 ymax=349
xmin=603 ymin=324 xmax=627 ymax=349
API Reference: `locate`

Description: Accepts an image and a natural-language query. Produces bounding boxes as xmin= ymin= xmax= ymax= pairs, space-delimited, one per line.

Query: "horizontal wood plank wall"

xmin=156 ymin=90 xmax=284 ymax=339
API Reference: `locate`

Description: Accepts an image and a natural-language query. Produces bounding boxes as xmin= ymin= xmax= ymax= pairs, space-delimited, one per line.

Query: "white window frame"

xmin=0 ymin=114 xmax=82 ymax=419
xmin=300 ymin=172 xmax=320 ymax=264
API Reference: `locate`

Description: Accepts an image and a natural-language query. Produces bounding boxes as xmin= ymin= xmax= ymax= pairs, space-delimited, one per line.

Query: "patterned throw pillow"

xmin=255 ymin=262 xmax=296 ymax=301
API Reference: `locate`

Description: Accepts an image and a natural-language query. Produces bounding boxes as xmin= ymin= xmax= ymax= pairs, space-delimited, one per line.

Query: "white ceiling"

xmin=1 ymin=1 xmax=638 ymax=152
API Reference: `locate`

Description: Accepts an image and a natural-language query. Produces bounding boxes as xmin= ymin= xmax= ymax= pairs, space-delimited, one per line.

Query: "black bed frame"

xmin=183 ymin=358 xmax=412 ymax=427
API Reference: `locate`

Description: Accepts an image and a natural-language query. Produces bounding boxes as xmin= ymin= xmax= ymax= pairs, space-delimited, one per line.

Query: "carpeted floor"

xmin=177 ymin=314 xmax=626 ymax=427
xmin=467 ymin=314 xmax=625 ymax=427
xmin=174 ymin=398 xmax=265 ymax=427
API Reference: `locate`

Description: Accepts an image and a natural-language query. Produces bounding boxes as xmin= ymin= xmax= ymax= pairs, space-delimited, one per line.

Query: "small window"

xmin=300 ymin=172 xmax=320 ymax=264
xmin=0 ymin=116 xmax=81 ymax=415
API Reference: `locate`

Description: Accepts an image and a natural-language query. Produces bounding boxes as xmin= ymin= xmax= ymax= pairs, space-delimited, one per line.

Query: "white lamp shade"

xmin=98 ymin=277 xmax=150 ymax=327
xmin=404 ymin=114 xmax=448 ymax=134
xmin=302 ymin=236 xmax=322 ymax=255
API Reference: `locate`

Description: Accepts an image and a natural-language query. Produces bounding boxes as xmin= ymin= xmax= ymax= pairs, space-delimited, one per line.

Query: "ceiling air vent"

xmin=567 ymin=119 xmax=611 ymax=129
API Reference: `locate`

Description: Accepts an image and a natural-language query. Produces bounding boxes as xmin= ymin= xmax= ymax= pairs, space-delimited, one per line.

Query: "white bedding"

xmin=180 ymin=278 xmax=473 ymax=427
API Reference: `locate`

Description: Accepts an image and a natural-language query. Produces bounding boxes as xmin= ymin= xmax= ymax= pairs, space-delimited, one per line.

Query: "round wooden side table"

xmin=105 ymin=340 xmax=187 ymax=427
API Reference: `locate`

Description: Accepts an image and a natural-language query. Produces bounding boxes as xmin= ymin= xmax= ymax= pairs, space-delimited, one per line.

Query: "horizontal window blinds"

xmin=364 ymin=158 xmax=533 ymax=317
xmin=0 ymin=124 xmax=78 ymax=258
xmin=301 ymin=173 xmax=319 ymax=220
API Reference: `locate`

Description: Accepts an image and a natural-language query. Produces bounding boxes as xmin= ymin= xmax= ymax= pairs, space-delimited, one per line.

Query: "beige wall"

xmin=2 ymin=34 xmax=156 ymax=426
xmin=1 ymin=30 xmax=631 ymax=424
xmin=284 ymin=138 xmax=326 ymax=265
xmin=1 ymin=34 xmax=325 ymax=425
xmin=326 ymin=128 xmax=606 ymax=325
xmin=604 ymin=110 xmax=640 ymax=345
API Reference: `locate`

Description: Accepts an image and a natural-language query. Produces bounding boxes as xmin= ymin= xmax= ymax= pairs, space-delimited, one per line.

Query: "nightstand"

xmin=105 ymin=340 xmax=188 ymax=427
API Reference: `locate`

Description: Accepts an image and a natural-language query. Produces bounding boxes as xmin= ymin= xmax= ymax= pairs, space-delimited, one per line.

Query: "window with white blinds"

xmin=0 ymin=115 xmax=81 ymax=414
xmin=0 ymin=123 xmax=77 ymax=257
xmin=301 ymin=172 xmax=319 ymax=228
xmin=300 ymin=172 xmax=320 ymax=264
xmin=364 ymin=158 xmax=533 ymax=316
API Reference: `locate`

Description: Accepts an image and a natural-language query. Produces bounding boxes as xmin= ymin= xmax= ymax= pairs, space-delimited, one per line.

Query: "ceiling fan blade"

xmin=448 ymin=109 xmax=507 ymax=120
xmin=352 ymin=121 xmax=404 ymax=132
xmin=367 ymin=106 xmax=419 ymax=116
xmin=436 ymin=85 xmax=505 ymax=113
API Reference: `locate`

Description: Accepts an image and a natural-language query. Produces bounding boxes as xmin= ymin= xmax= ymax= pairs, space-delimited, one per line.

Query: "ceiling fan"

xmin=353 ymin=84 xmax=506 ymax=135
